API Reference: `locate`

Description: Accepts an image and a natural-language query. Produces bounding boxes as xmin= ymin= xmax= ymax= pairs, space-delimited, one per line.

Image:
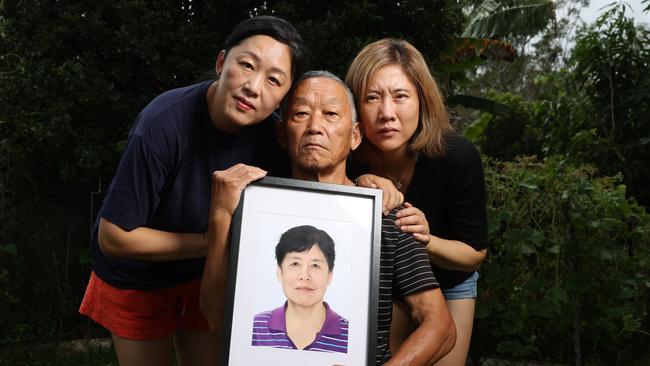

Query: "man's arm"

xmin=386 ymin=288 xmax=456 ymax=366
xmin=199 ymin=164 xmax=267 ymax=335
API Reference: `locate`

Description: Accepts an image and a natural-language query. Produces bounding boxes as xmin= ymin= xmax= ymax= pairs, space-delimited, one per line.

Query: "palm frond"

xmin=462 ymin=0 xmax=554 ymax=39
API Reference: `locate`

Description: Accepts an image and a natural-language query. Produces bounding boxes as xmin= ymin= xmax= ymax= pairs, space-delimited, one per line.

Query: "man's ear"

xmin=275 ymin=119 xmax=287 ymax=150
xmin=215 ymin=50 xmax=226 ymax=77
xmin=276 ymin=266 xmax=282 ymax=283
xmin=350 ymin=122 xmax=362 ymax=151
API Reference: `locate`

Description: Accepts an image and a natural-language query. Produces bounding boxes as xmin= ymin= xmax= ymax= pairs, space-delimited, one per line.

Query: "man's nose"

xmin=306 ymin=112 xmax=325 ymax=134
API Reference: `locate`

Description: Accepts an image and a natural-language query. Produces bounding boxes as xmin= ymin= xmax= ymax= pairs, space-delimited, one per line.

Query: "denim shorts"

xmin=442 ymin=271 xmax=479 ymax=301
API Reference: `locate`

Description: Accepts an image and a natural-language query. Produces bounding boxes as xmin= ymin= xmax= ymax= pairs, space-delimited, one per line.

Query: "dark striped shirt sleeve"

xmin=389 ymin=210 xmax=439 ymax=298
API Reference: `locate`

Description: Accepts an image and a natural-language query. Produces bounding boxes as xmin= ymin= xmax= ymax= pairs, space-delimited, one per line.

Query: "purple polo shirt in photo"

xmin=251 ymin=301 xmax=348 ymax=353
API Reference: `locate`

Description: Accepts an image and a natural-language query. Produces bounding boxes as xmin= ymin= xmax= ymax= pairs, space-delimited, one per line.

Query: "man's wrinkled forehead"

xmin=289 ymin=77 xmax=352 ymax=113
xmin=291 ymin=93 xmax=347 ymax=109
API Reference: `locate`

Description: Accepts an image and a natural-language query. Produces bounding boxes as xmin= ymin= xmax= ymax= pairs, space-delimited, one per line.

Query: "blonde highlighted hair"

xmin=345 ymin=38 xmax=453 ymax=157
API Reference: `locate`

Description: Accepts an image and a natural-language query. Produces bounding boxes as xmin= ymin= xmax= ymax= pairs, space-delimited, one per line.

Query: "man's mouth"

xmin=301 ymin=142 xmax=327 ymax=150
xmin=300 ymin=141 xmax=327 ymax=150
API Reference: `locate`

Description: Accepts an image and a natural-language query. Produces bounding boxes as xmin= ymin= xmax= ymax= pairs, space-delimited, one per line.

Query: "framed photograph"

xmin=220 ymin=176 xmax=382 ymax=366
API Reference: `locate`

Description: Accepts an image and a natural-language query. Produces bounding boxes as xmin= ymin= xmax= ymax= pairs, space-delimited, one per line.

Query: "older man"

xmin=201 ymin=71 xmax=455 ymax=365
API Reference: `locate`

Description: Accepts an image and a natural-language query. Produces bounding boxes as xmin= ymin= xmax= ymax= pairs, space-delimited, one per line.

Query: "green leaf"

xmin=547 ymin=286 xmax=569 ymax=304
xmin=464 ymin=113 xmax=492 ymax=142
xmin=547 ymin=245 xmax=560 ymax=254
xmin=518 ymin=182 xmax=538 ymax=190
xmin=0 ymin=243 xmax=18 ymax=255
xmin=487 ymin=210 xmax=502 ymax=236
xmin=520 ymin=242 xmax=537 ymax=254
xmin=462 ymin=0 xmax=554 ymax=38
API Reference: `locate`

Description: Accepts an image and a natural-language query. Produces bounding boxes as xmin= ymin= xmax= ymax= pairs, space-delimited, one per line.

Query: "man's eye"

xmin=289 ymin=261 xmax=299 ymax=267
xmin=365 ymin=94 xmax=379 ymax=102
xmin=240 ymin=61 xmax=253 ymax=70
xmin=311 ymin=263 xmax=321 ymax=269
xmin=325 ymin=111 xmax=339 ymax=117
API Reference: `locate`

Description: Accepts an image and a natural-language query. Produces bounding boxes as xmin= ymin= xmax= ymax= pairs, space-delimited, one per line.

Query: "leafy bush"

xmin=472 ymin=92 xmax=544 ymax=161
xmin=475 ymin=156 xmax=650 ymax=363
xmin=469 ymin=5 xmax=650 ymax=207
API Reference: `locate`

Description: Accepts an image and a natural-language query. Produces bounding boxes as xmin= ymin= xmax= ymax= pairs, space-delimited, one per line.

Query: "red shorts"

xmin=79 ymin=271 xmax=209 ymax=340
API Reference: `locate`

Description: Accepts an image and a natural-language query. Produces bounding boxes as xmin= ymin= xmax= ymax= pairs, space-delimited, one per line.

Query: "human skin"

xmin=277 ymin=245 xmax=333 ymax=309
xmin=359 ymin=64 xmax=420 ymax=157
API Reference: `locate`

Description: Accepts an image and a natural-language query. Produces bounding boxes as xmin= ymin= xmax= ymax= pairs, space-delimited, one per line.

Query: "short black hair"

xmin=224 ymin=16 xmax=307 ymax=81
xmin=275 ymin=225 xmax=335 ymax=271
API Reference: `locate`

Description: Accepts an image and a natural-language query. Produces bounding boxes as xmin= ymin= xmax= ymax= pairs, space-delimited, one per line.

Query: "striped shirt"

xmin=376 ymin=208 xmax=440 ymax=365
xmin=251 ymin=301 xmax=348 ymax=353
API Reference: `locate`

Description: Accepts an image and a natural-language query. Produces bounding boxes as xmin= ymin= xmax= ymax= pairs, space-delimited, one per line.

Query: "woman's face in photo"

xmin=359 ymin=64 xmax=420 ymax=153
xmin=277 ymin=244 xmax=333 ymax=309
xmin=213 ymin=34 xmax=293 ymax=132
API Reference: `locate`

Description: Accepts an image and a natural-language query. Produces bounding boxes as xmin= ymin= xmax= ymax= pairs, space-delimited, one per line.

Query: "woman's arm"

xmin=200 ymin=164 xmax=267 ymax=334
xmin=396 ymin=203 xmax=486 ymax=272
xmin=426 ymin=237 xmax=486 ymax=271
xmin=98 ymin=219 xmax=207 ymax=261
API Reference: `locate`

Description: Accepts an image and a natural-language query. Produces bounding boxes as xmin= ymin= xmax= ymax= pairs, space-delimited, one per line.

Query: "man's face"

xmin=281 ymin=77 xmax=361 ymax=174
xmin=277 ymin=244 xmax=333 ymax=308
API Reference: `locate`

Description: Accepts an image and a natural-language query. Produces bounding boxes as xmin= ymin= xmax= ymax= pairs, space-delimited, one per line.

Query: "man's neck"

xmin=292 ymin=166 xmax=355 ymax=186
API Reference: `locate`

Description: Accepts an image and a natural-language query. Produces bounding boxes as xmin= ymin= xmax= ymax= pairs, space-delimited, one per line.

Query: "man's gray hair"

xmin=280 ymin=70 xmax=358 ymax=124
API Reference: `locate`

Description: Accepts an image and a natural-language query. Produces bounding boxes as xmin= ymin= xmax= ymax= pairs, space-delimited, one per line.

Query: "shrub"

xmin=475 ymin=156 xmax=650 ymax=363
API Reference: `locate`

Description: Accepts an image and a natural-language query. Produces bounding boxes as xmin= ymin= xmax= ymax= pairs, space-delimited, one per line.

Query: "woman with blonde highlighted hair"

xmin=346 ymin=38 xmax=488 ymax=365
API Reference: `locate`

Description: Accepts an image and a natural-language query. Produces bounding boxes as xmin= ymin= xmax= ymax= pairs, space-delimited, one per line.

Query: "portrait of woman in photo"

xmin=251 ymin=225 xmax=348 ymax=354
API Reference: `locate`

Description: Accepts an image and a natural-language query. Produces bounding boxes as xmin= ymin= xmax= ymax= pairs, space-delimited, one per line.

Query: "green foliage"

xmin=469 ymin=93 xmax=544 ymax=160
xmin=476 ymin=156 xmax=650 ymax=363
xmin=462 ymin=0 xmax=554 ymax=38
xmin=567 ymin=4 xmax=650 ymax=206
xmin=264 ymin=0 xmax=463 ymax=77
xmin=470 ymin=5 xmax=650 ymax=207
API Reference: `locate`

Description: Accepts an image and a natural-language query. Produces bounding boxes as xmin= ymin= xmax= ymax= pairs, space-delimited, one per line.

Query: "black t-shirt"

xmin=405 ymin=134 xmax=488 ymax=289
xmin=91 ymin=81 xmax=288 ymax=289
xmin=350 ymin=134 xmax=488 ymax=289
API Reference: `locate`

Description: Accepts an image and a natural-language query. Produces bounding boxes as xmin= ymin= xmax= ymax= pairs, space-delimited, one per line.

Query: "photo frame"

xmin=220 ymin=176 xmax=382 ymax=366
